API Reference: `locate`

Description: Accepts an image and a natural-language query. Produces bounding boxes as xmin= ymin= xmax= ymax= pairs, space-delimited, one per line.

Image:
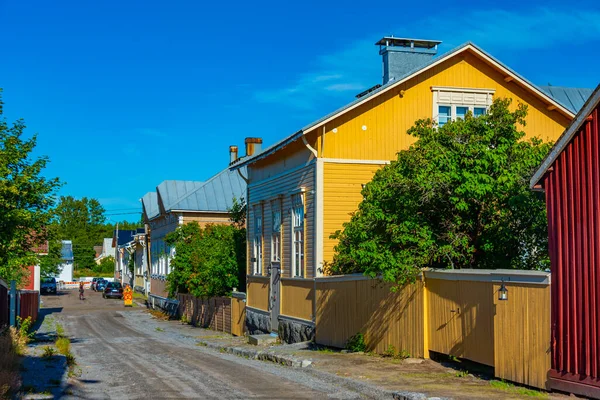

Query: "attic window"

xmin=432 ymin=87 xmax=495 ymax=127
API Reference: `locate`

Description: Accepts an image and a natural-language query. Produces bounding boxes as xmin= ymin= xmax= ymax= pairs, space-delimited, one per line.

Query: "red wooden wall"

xmin=543 ymin=106 xmax=600 ymax=397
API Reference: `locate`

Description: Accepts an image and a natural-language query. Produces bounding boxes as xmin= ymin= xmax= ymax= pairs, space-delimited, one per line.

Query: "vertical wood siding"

xmin=494 ymin=283 xmax=551 ymax=390
xmin=322 ymin=162 xmax=386 ymax=265
xmin=426 ymin=279 xmax=494 ymax=366
xmin=247 ymin=162 xmax=316 ymax=278
xmin=280 ymin=278 xmax=314 ymax=321
xmin=231 ymin=296 xmax=246 ymax=337
xmin=315 ymin=277 xmax=424 ymax=357
xmin=177 ymin=294 xmax=232 ymax=333
xmin=247 ymin=276 xmax=269 ymax=312
xmin=544 ymin=106 xmax=600 ymax=393
xmin=318 ymin=51 xmax=570 ymax=161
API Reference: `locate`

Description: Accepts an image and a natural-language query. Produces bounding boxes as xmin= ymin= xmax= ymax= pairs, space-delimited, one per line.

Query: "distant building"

xmin=94 ymin=238 xmax=115 ymax=264
xmin=22 ymin=240 xmax=49 ymax=291
xmin=56 ymin=240 xmax=74 ymax=283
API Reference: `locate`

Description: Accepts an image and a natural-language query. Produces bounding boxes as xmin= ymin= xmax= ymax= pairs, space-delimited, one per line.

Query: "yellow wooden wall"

xmin=322 ymin=162 xmax=385 ymax=265
xmin=315 ymin=278 xmax=424 ymax=357
xmin=315 ymin=49 xmax=571 ymax=161
xmin=247 ymin=276 xmax=269 ymax=312
xmin=280 ymin=278 xmax=314 ymax=321
xmin=426 ymin=279 xmax=494 ymax=366
xmin=231 ymin=296 xmax=246 ymax=337
xmin=494 ymin=283 xmax=551 ymax=389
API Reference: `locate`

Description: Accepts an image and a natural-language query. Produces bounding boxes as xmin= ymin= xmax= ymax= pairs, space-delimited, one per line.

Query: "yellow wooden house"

xmin=232 ymin=37 xmax=590 ymax=341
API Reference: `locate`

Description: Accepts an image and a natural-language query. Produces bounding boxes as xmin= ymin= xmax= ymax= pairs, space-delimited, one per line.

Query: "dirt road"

xmin=39 ymin=289 xmax=386 ymax=399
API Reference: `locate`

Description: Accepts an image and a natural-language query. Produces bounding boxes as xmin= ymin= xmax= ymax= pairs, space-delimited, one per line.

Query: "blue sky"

xmin=1 ymin=0 xmax=599 ymax=222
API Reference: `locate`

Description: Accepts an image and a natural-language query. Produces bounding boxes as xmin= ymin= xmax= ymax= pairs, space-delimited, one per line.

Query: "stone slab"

xmin=248 ymin=334 xmax=279 ymax=346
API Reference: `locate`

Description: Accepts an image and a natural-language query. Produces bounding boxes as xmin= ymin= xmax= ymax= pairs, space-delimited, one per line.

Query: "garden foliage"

xmin=330 ymin=99 xmax=552 ymax=285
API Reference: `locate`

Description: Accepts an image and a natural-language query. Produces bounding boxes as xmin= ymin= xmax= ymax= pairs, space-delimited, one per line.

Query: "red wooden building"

xmin=531 ymin=84 xmax=600 ymax=398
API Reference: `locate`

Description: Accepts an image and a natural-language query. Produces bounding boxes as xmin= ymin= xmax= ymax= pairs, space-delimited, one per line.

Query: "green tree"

xmin=329 ymin=99 xmax=552 ymax=286
xmin=52 ymin=196 xmax=106 ymax=271
xmin=165 ymin=222 xmax=244 ymax=298
xmin=0 ymin=89 xmax=61 ymax=282
xmin=96 ymin=256 xmax=115 ymax=275
xmin=38 ymin=239 xmax=63 ymax=277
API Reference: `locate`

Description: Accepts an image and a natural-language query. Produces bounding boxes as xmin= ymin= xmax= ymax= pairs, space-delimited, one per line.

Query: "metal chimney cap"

xmin=375 ymin=37 xmax=442 ymax=49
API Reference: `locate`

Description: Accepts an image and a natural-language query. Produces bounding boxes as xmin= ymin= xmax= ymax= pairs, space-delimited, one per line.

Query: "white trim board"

xmin=321 ymin=158 xmax=391 ymax=165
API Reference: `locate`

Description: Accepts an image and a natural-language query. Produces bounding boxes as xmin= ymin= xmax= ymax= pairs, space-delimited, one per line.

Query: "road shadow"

xmin=19 ymin=351 xmax=72 ymax=399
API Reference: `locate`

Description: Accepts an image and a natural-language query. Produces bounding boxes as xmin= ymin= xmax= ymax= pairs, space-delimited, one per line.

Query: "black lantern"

xmin=498 ymin=281 xmax=508 ymax=301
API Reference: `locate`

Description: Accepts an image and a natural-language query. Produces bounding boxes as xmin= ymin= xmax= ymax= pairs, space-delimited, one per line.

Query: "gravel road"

xmin=40 ymin=289 xmax=390 ymax=399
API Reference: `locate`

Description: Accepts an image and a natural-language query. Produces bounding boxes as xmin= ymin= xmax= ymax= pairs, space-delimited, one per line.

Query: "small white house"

xmin=55 ymin=240 xmax=74 ymax=283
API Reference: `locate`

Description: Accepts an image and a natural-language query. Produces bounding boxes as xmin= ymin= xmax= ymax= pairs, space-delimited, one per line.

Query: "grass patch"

xmin=147 ymin=309 xmax=171 ymax=321
xmin=315 ymin=347 xmax=335 ymax=354
xmin=0 ymin=329 xmax=21 ymax=398
xmin=196 ymin=341 xmax=208 ymax=347
xmin=155 ymin=327 xmax=164 ymax=332
xmin=132 ymin=292 xmax=147 ymax=300
xmin=55 ymin=338 xmax=70 ymax=356
xmin=490 ymin=380 xmax=547 ymax=397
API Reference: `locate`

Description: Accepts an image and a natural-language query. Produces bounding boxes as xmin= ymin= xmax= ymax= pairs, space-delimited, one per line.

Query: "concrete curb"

xmin=197 ymin=340 xmax=313 ymax=368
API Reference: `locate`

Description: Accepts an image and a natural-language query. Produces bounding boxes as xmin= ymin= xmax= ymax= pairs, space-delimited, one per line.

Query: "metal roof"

xmin=170 ymin=166 xmax=247 ymax=212
xmin=232 ymin=41 xmax=577 ymax=170
xmin=539 ymin=86 xmax=594 ymax=114
xmin=156 ymin=180 xmax=204 ymax=211
xmin=113 ymin=229 xmax=145 ymax=247
xmin=141 ymin=191 xmax=159 ymax=220
xmin=530 ymin=83 xmax=600 ymax=189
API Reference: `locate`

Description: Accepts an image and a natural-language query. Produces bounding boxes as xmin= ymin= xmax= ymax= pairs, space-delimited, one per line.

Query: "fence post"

xmin=9 ymin=281 xmax=16 ymax=327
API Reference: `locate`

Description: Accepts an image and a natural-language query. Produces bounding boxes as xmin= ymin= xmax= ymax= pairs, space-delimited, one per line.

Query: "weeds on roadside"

xmin=42 ymin=346 xmax=56 ymax=359
xmin=455 ymin=370 xmax=469 ymax=378
xmin=155 ymin=327 xmax=164 ymax=332
xmin=55 ymin=337 xmax=70 ymax=356
xmin=345 ymin=333 xmax=367 ymax=353
xmin=180 ymin=314 xmax=189 ymax=325
xmin=0 ymin=330 xmax=21 ymax=398
xmin=490 ymin=380 xmax=547 ymax=397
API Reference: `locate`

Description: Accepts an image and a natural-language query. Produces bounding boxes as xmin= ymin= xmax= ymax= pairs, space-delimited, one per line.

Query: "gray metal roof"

xmin=531 ymin=84 xmax=600 ymax=188
xmin=232 ymin=41 xmax=579 ymax=170
xmin=539 ymin=86 xmax=594 ymax=114
xmin=141 ymin=191 xmax=159 ymax=220
xmin=170 ymin=166 xmax=247 ymax=212
xmin=156 ymin=180 xmax=204 ymax=211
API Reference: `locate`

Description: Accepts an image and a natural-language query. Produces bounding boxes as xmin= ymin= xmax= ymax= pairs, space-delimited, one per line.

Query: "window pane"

xmin=474 ymin=107 xmax=486 ymax=116
xmin=456 ymin=106 xmax=468 ymax=119
xmin=438 ymin=106 xmax=451 ymax=126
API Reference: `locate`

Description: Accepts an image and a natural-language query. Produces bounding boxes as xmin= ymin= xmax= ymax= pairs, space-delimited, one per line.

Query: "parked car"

xmin=91 ymin=277 xmax=103 ymax=291
xmin=103 ymin=282 xmax=123 ymax=299
xmin=95 ymin=279 xmax=108 ymax=292
xmin=40 ymin=277 xmax=57 ymax=294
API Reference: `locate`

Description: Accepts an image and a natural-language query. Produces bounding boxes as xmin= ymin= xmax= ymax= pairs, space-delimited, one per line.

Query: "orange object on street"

xmin=123 ymin=285 xmax=133 ymax=307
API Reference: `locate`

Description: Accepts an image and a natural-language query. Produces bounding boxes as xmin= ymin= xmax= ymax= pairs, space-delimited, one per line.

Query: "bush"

xmin=346 ymin=333 xmax=367 ymax=353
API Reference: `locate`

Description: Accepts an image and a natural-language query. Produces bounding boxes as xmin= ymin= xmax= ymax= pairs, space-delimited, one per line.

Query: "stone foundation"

xmin=246 ymin=308 xmax=271 ymax=334
xmin=278 ymin=317 xmax=315 ymax=344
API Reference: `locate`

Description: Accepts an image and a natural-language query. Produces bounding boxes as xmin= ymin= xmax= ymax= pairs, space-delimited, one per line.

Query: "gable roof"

xmin=530 ymin=84 xmax=600 ymax=189
xmin=539 ymin=86 xmax=594 ymax=114
xmin=141 ymin=191 xmax=159 ymax=220
xmin=169 ymin=166 xmax=247 ymax=213
xmin=156 ymin=180 xmax=204 ymax=212
xmin=232 ymin=42 xmax=582 ymax=170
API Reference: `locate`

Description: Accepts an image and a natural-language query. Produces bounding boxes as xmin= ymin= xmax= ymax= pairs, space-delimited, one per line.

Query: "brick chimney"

xmin=244 ymin=137 xmax=263 ymax=157
xmin=229 ymin=145 xmax=238 ymax=164
xmin=376 ymin=37 xmax=441 ymax=85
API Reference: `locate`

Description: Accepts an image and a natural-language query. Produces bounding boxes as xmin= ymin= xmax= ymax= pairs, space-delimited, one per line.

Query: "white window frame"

xmin=291 ymin=193 xmax=305 ymax=278
xmin=432 ymin=87 xmax=494 ymax=127
xmin=253 ymin=206 xmax=263 ymax=275
xmin=271 ymin=200 xmax=282 ymax=264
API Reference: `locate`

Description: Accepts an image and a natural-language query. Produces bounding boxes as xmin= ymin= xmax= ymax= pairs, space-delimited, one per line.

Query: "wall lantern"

xmin=498 ymin=281 xmax=508 ymax=301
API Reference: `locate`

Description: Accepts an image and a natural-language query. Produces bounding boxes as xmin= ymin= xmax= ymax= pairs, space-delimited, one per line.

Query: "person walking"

xmin=79 ymin=281 xmax=85 ymax=300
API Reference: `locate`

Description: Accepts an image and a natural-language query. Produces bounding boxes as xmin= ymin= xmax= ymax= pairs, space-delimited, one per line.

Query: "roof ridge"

xmin=169 ymin=166 xmax=239 ymax=209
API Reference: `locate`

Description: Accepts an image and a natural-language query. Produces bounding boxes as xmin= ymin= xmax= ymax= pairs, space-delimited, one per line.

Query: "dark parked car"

xmin=91 ymin=277 xmax=102 ymax=291
xmin=95 ymin=279 xmax=108 ymax=292
xmin=103 ymin=282 xmax=123 ymax=299
xmin=41 ymin=277 xmax=57 ymax=294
